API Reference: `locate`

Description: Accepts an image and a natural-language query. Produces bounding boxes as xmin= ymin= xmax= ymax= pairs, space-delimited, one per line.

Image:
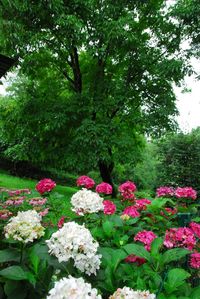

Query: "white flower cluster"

xmin=47 ymin=276 xmax=102 ymax=299
xmin=46 ymin=221 xmax=101 ymax=275
xmin=109 ymin=287 xmax=156 ymax=299
xmin=4 ymin=210 xmax=45 ymax=243
xmin=71 ymin=188 xmax=104 ymax=215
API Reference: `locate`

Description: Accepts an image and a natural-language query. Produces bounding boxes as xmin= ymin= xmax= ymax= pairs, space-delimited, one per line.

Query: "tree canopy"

xmin=0 ymin=0 xmax=193 ymax=187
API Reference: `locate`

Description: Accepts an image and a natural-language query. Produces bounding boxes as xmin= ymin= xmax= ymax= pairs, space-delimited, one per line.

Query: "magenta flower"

xmin=164 ymin=227 xmax=196 ymax=250
xmin=118 ymin=181 xmax=136 ymax=200
xmin=76 ymin=175 xmax=95 ymax=189
xmin=29 ymin=197 xmax=47 ymax=206
xmin=123 ymin=206 xmax=140 ymax=218
xmin=175 ymin=187 xmax=197 ymax=200
xmin=189 ymin=222 xmax=200 ymax=239
xmin=125 ymin=254 xmax=146 ymax=266
xmin=96 ymin=182 xmax=112 ymax=194
xmin=190 ymin=252 xmax=200 ymax=269
xmin=135 ymin=199 xmax=151 ymax=210
xmin=156 ymin=186 xmax=174 ymax=197
xmin=36 ymin=178 xmax=56 ymax=195
xmin=103 ymin=200 xmax=116 ymax=215
xmin=134 ymin=230 xmax=157 ymax=251
xmin=57 ymin=216 xmax=66 ymax=228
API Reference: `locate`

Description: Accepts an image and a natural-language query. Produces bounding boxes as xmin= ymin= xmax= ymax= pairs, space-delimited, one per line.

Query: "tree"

xmin=156 ymin=128 xmax=200 ymax=193
xmin=0 ymin=0 xmax=191 ymax=191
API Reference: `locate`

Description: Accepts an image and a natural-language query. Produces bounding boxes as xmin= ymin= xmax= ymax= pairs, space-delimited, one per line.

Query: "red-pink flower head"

xmin=190 ymin=252 xmax=200 ymax=269
xmin=36 ymin=178 xmax=56 ymax=195
xmin=76 ymin=175 xmax=95 ymax=189
xmin=39 ymin=208 xmax=49 ymax=217
xmin=125 ymin=254 xmax=146 ymax=266
xmin=135 ymin=199 xmax=151 ymax=211
xmin=175 ymin=187 xmax=197 ymax=200
xmin=58 ymin=216 xmax=66 ymax=228
xmin=156 ymin=186 xmax=174 ymax=197
xmin=134 ymin=230 xmax=157 ymax=251
xmin=96 ymin=182 xmax=112 ymax=194
xmin=189 ymin=222 xmax=200 ymax=239
xmin=103 ymin=200 xmax=116 ymax=215
xmin=123 ymin=206 xmax=140 ymax=218
xmin=118 ymin=181 xmax=136 ymax=200
xmin=164 ymin=227 xmax=196 ymax=250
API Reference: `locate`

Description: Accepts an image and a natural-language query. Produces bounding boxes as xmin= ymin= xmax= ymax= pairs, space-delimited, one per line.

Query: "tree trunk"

xmin=98 ymin=160 xmax=117 ymax=198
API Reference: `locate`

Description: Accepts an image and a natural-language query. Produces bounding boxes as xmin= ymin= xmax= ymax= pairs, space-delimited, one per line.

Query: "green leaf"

xmin=164 ymin=268 xmax=191 ymax=294
xmin=0 ymin=266 xmax=27 ymax=281
xmin=190 ymin=286 xmax=200 ymax=299
xmin=102 ymin=220 xmax=114 ymax=237
xmin=111 ymin=249 xmax=127 ymax=271
xmin=0 ymin=249 xmax=20 ymax=263
xmin=150 ymin=237 xmax=163 ymax=257
xmin=4 ymin=281 xmax=27 ymax=299
xmin=29 ymin=250 xmax=40 ymax=275
xmin=123 ymin=244 xmax=151 ymax=262
xmin=162 ymin=248 xmax=190 ymax=265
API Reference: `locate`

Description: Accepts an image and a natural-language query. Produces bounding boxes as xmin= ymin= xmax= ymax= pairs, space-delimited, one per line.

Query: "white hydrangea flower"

xmin=4 ymin=210 xmax=45 ymax=243
xmin=71 ymin=188 xmax=104 ymax=215
xmin=109 ymin=287 xmax=156 ymax=299
xmin=46 ymin=222 xmax=101 ymax=275
xmin=47 ymin=276 xmax=102 ymax=299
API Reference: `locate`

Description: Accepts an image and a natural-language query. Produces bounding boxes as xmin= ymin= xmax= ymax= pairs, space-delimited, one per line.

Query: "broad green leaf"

xmin=190 ymin=286 xmax=200 ymax=299
xmin=0 ymin=266 xmax=27 ymax=281
xmin=111 ymin=249 xmax=127 ymax=271
xmin=123 ymin=244 xmax=151 ymax=262
xmin=102 ymin=221 xmax=114 ymax=237
xmin=164 ymin=268 xmax=191 ymax=294
xmin=0 ymin=249 xmax=20 ymax=263
xmin=150 ymin=237 xmax=163 ymax=257
xmin=162 ymin=248 xmax=190 ymax=265
xmin=4 ymin=281 xmax=27 ymax=299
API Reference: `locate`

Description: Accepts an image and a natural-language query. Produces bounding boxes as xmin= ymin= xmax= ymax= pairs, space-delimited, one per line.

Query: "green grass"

xmin=0 ymin=170 xmax=78 ymax=219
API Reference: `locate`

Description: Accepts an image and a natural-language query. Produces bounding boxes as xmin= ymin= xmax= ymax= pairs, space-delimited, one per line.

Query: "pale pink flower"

xmin=156 ymin=186 xmax=174 ymax=197
xmin=39 ymin=208 xmax=49 ymax=217
xmin=190 ymin=252 xmax=200 ymax=269
xmin=123 ymin=206 xmax=140 ymax=218
xmin=76 ymin=175 xmax=95 ymax=189
xmin=36 ymin=178 xmax=56 ymax=194
xmin=5 ymin=197 xmax=25 ymax=206
xmin=0 ymin=210 xmax=13 ymax=219
xmin=134 ymin=230 xmax=157 ymax=251
xmin=96 ymin=182 xmax=112 ymax=194
xmin=103 ymin=200 xmax=116 ymax=215
xmin=29 ymin=197 xmax=47 ymax=206
xmin=175 ymin=187 xmax=197 ymax=200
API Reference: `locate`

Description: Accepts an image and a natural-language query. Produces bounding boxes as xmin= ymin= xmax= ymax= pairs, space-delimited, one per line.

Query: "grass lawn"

xmin=0 ymin=170 xmax=78 ymax=218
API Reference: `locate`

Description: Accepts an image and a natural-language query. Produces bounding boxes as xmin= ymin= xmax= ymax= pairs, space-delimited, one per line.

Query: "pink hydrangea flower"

xmin=123 ymin=206 xmax=140 ymax=218
xmin=5 ymin=197 xmax=25 ymax=206
xmin=156 ymin=186 xmax=174 ymax=197
xmin=175 ymin=187 xmax=197 ymax=200
xmin=189 ymin=222 xmax=200 ymax=239
xmin=96 ymin=182 xmax=112 ymax=194
xmin=135 ymin=199 xmax=151 ymax=210
xmin=164 ymin=227 xmax=196 ymax=250
xmin=103 ymin=200 xmax=116 ymax=215
xmin=125 ymin=254 xmax=146 ymax=266
xmin=8 ymin=189 xmax=31 ymax=196
xmin=29 ymin=197 xmax=47 ymax=206
xmin=134 ymin=230 xmax=157 ymax=251
xmin=190 ymin=252 xmax=200 ymax=269
xmin=76 ymin=175 xmax=95 ymax=189
xmin=57 ymin=216 xmax=66 ymax=228
xmin=39 ymin=208 xmax=49 ymax=217
xmin=0 ymin=210 xmax=13 ymax=219
xmin=36 ymin=178 xmax=56 ymax=195
xmin=118 ymin=181 xmax=136 ymax=200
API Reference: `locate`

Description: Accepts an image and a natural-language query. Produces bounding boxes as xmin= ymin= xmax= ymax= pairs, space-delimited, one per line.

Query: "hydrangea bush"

xmin=0 ymin=178 xmax=200 ymax=299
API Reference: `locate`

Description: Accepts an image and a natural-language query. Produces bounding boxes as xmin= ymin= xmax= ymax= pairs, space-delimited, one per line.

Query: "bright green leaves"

xmin=164 ymin=268 xmax=191 ymax=294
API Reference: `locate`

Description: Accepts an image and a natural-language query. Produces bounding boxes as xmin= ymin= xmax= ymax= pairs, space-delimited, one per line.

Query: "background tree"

xmin=0 ymin=0 xmax=192 ymax=190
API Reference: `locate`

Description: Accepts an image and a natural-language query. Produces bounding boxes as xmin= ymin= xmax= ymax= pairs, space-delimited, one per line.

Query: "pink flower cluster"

xmin=125 ymin=254 xmax=146 ymax=266
xmin=156 ymin=186 xmax=174 ymax=197
xmin=175 ymin=187 xmax=197 ymax=200
xmin=134 ymin=230 xmax=157 ymax=251
xmin=135 ymin=199 xmax=151 ymax=211
xmin=29 ymin=197 xmax=47 ymax=206
xmin=36 ymin=178 xmax=56 ymax=195
xmin=123 ymin=206 xmax=140 ymax=218
xmin=190 ymin=252 xmax=200 ymax=269
xmin=0 ymin=209 xmax=13 ymax=219
xmin=189 ymin=222 xmax=200 ymax=239
xmin=103 ymin=200 xmax=116 ymax=215
xmin=96 ymin=182 xmax=112 ymax=194
xmin=164 ymin=227 xmax=196 ymax=250
xmin=76 ymin=175 xmax=95 ymax=189
xmin=5 ymin=197 xmax=25 ymax=206
xmin=39 ymin=208 xmax=49 ymax=217
xmin=8 ymin=189 xmax=31 ymax=196
xmin=118 ymin=181 xmax=136 ymax=200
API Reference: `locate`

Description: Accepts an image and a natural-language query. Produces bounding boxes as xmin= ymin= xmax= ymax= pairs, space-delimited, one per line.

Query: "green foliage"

xmin=156 ymin=128 xmax=200 ymax=193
